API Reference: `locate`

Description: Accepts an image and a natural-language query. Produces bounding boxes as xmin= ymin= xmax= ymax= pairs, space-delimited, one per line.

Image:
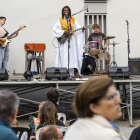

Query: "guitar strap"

xmin=1 ymin=28 xmax=9 ymax=38
xmin=69 ymin=19 xmax=72 ymax=30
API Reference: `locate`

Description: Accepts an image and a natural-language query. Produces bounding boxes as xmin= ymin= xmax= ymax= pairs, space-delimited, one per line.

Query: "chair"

xmin=57 ymin=113 xmax=66 ymax=125
xmin=24 ymin=43 xmax=46 ymax=74
xmin=12 ymin=127 xmax=31 ymax=140
xmin=59 ymin=126 xmax=68 ymax=136
xmin=69 ymin=119 xmax=77 ymax=126
xmin=36 ymin=127 xmax=43 ymax=140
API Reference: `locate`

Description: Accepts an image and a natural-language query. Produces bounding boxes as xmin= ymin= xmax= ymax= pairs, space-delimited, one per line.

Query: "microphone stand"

xmin=66 ymin=16 xmax=73 ymax=80
xmin=126 ymin=20 xmax=130 ymax=68
xmin=65 ymin=6 xmax=88 ymax=79
xmin=72 ymin=8 xmax=88 ymax=16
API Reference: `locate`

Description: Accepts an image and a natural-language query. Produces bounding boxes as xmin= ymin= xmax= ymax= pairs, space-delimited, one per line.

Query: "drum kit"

xmin=82 ymin=36 xmax=120 ymax=75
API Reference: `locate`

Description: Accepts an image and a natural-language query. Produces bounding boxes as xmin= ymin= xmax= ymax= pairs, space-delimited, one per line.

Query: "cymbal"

xmin=103 ymin=36 xmax=115 ymax=40
xmin=109 ymin=43 xmax=120 ymax=45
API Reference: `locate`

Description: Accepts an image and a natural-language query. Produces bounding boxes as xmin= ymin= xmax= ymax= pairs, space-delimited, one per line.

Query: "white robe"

xmin=53 ymin=19 xmax=85 ymax=76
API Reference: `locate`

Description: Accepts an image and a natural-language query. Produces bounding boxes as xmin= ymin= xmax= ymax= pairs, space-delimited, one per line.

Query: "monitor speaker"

xmin=0 ymin=68 xmax=9 ymax=81
xmin=46 ymin=67 xmax=68 ymax=80
xmin=108 ymin=67 xmax=130 ymax=79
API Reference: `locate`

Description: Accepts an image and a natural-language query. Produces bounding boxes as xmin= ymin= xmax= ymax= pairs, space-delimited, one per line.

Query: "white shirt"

xmin=0 ymin=27 xmax=7 ymax=38
xmin=64 ymin=115 xmax=126 ymax=140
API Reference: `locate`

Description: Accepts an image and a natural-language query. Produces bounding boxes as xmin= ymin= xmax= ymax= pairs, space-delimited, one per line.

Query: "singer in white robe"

xmin=53 ymin=18 xmax=85 ymax=76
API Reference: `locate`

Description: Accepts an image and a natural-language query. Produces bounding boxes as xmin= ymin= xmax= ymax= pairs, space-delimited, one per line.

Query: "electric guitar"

xmin=57 ymin=24 xmax=92 ymax=44
xmin=0 ymin=25 xmax=26 ymax=47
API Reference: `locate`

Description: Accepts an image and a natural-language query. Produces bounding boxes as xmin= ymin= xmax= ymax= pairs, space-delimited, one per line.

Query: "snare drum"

xmin=88 ymin=41 xmax=99 ymax=55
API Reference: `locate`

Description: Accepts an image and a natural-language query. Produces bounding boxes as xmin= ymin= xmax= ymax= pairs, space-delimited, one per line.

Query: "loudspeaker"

xmin=0 ymin=68 xmax=9 ymax=81
xmin=46 ymin=67 xmax=68 ymax=80
xmin=108 ymin=67 xmax=130 ymax=79
xmin=129 ymin=58 xmax=140 ymax=75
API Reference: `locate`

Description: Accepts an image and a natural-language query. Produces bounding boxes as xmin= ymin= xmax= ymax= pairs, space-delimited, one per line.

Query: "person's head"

xmin=39 ymin=101 xmax=58 ymax=125
xmin=0 ymin=17 xmax=6 ymax=26
xmin=46 ymin=88 xmax=59 ymax=104
xmin=38 ymin=101 xmax=46 ymax=118
xmin=0 ymin=90 xmax=19 ymax=126
xmin=92 ymin=24 xmax=100 ymax=34
xmin=12 ymin=119 xmax=19 ymax=127
xmin=39 ymin=125 xmax=63 ymax=140
xmin=74 ymin=76 xmax=122 ymax=121
xmin=62 ymin=6 xmax=71 ymax=19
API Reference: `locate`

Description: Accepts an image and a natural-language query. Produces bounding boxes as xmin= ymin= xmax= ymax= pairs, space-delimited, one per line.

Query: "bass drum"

xmin=81 ymin=54 xmax=96 ymax=75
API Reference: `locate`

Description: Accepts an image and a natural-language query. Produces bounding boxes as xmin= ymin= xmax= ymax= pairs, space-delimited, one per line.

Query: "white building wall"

xmin=0 ymin=0 xmax=84 ymax=73
xmin=107 ymin=0 xmax=140 ymax=66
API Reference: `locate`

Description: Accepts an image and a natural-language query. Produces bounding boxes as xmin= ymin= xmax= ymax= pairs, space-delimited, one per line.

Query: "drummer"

xmin=84 ymin=24 xmax=109 ymax=49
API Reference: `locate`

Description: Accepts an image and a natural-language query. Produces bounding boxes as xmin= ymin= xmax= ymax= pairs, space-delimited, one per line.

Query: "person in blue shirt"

xmin=0 ymin=90 xmax=19 ymax=140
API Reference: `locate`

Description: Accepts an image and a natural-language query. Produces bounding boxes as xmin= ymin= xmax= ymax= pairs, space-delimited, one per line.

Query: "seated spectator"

xmin=12 ymin=119 xmax=28 ymax=140
xmin=129 ymin=122 xmax=140 ymax=140
xmin=39 ymin=125 xmax=63 ymax=140
xmin=64 ymin=76 xmax=126 ymax=140
xmin=37 ymin=101 xmax=64 ymax=130
xmin=0 ymin=90 xmax=19 ymax=140
xmin=30 ymin=102 xmax=46 ymax=140
xmin=46 ymin=87 xmax=69 ymax=126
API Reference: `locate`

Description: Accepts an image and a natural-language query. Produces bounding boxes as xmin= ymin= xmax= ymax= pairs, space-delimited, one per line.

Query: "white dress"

xmin=53 ymin=18 xmax=85 ymax=76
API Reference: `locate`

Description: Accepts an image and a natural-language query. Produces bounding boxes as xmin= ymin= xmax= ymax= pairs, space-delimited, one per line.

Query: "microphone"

xmin=65 ymin=13 xmax=68 ymax=18
xmin=126 ymin=20 xmax=129 ymax=25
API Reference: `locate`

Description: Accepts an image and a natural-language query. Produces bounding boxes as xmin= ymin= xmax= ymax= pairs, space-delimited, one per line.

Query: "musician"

xmin=85 ymin=24 xmax=110 ymax=66
xmin=0 ymin=16 xmax=18 ymax=70
xmin=85 ymin=24 xmax=109 ymax=48
xmin=53 ymin=6 xmax=85 ymax=77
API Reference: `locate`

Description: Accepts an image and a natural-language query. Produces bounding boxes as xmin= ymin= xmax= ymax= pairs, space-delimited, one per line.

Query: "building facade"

xmin=1 ymin=0 xmax=139 ymax=73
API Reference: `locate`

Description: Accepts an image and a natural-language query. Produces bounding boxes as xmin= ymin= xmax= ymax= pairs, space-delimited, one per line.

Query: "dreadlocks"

xmin=61 ymin=6 xmax=71 ymax=19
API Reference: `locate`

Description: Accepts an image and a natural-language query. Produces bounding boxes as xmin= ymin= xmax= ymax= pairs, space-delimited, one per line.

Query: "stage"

xmin=1 ymin=74 xmax=140 ymax=126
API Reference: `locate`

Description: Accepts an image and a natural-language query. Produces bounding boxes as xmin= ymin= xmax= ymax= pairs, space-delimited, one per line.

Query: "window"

xmin=84 ymin=14 xmax=107 ymax=42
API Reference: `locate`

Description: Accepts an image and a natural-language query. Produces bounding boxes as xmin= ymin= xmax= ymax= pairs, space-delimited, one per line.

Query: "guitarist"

xmin=0 ymin=16 xmax=18 ymax=70
xmin=53 ymin=6 xmax=85 ymax=77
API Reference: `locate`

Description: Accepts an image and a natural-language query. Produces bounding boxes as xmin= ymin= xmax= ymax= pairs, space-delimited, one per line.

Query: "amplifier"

xmin=108 ymin=67 xmax=130 ymax=79
xmin=0 ymin=68 xmax=9 ymax=81
xmin=46 ymin=67 xmax=68 ymax=80
xmin=129 ymin=58 xmax=140 ymax=75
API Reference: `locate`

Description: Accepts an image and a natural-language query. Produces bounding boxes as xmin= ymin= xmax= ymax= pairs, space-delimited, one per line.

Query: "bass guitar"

xmin=0 ymin=25 xmax=26 ymax=47
xmin=57 ymin=24 xmax=92 ymax=44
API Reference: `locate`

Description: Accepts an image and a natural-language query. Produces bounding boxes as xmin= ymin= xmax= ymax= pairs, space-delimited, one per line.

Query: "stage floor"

xmin=0 ymin=74 xmax=140 ymax=84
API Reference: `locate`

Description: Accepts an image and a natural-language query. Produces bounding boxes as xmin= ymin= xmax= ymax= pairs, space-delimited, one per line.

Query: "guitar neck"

xmin=71 ymin=28 xmax=82 ymax=33
xmin=70 ymin=25 xmax=88 ymax=34
xmin=7 ymin=29 xmax=20 ymax=39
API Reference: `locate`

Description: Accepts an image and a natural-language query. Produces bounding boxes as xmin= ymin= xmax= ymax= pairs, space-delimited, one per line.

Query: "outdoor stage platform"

xmin=1 ymin=74 xmax=140 ymax=126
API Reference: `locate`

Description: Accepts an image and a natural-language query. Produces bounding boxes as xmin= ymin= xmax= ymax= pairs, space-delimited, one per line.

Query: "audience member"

xmin=129 ymin=121 xmax=140 ymax=140
xmin=46 ymin=87 xmax=69 ymax=126
xmin=0 ymin=90 xmax=19 ymax=140
xmin=30 ymin=102 xmax=46 ymax=140
xmin=64 ymin=76 xmax=126 ymax=140
xmin=12 ymin=119 xmax=28 ymax=140
xmin=39 ymin=125 xmax=63 ymax=140
xmin=37 ymin=101 xmax=64 ymax=130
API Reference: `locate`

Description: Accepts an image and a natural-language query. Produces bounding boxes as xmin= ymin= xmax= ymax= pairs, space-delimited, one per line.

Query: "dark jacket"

xmin=37 ymin=120 xmax=64 ymax=130
xmin=129 ymin=126 xmax=140 ymax=140
xmin=55 ymin=104 xmax=69 ymax=120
